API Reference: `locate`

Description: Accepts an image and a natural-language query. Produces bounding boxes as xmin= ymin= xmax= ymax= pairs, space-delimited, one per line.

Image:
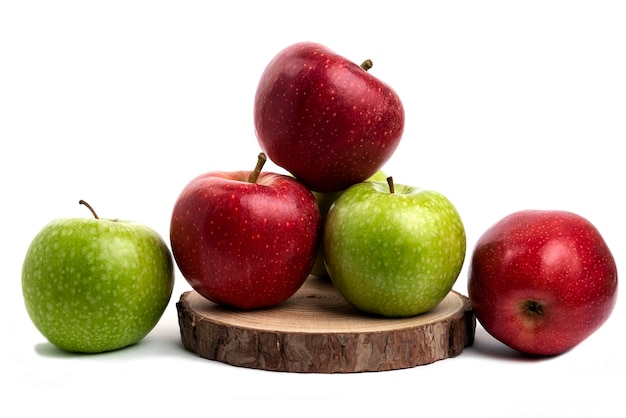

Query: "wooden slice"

xmin=176 ymin=276 xmax=475 ymax=373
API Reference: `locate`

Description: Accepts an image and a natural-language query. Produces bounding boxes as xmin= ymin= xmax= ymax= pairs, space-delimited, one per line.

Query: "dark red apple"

xmin=254 ymin=42 xmax=404 ymax=193
xmin=170 ymin=153 xmax=321 ymax=310
xmin=468 ymin=210 xmax=618 ymax=356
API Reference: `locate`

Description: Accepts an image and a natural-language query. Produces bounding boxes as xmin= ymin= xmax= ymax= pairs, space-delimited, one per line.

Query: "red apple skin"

xmin=170 ymin=171 xmax=321 ymax=310
xmin=254 ymin=42 xmax=404 ymax=193
xmin=468 ymin=210 xmax=618 ymax=356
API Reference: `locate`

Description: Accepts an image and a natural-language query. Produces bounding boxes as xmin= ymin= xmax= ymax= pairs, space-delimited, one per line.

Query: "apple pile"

xmin=21 ymin=41 xmax=618 ymax=359
xmin=169 ymin=41 xmax=467 ymax=318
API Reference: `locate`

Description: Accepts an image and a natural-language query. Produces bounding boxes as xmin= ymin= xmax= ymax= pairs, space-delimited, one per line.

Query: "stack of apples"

xmin=170 ymin=42 xmax=467 ymax=318
xmin=22 ymin=42 xmax=617 ymax=357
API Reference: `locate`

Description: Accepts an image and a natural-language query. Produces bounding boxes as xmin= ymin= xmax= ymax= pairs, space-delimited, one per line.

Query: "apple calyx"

xmin=248 ymin=152 xmax=267 ymax=184
xmin=386 ymin=176 xmax=395 ymax=194
xmin=79 ymin=200 xmax=99 ymax=219
xmin=360 ymin=59 xmax=373 ymax=71
xmin=520 ymin=299 xmax=545 ymax=317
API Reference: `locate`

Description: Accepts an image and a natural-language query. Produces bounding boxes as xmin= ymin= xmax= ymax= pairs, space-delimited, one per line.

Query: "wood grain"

xmin=177 ymin=276 xmax=475 ymax=373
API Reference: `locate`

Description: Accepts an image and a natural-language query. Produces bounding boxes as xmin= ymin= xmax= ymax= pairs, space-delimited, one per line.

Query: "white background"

xmin=2 ymin=1 xmax=624 ymax=416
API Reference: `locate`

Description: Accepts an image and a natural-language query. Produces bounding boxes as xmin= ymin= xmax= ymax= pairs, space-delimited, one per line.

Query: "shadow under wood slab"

xmin=176 ymin=276 xmax=475 ymax=373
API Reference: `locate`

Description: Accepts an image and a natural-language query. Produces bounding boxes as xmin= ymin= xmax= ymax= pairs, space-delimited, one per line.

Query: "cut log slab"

xmin=176 ymin=276 xmax=475 ymax=373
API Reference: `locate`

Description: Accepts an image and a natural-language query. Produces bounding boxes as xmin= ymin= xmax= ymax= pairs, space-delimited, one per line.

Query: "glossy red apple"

xmin=468 ymin=210 xmax=618 ymax=356
xmin=254 ymin=42 xmax=405 ymax=193
xmin=170 ymin=153 xmax=321 ymax=310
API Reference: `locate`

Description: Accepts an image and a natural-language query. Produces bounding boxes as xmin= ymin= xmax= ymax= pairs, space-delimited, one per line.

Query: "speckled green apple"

xmin=22 ymin=201 xmax=174 ymax=353
xmin=324 ymin=179 xmax=466 ymax=317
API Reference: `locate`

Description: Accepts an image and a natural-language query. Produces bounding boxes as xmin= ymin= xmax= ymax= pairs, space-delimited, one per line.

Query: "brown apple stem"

xmin=79 ymin=200 xmax=99 ymax=219
xmin=386 ymin=176 xmax=395 ymax=194
xmin=248 ymin=152 xmax=267 ymax=184
xmin=360 ymin=59 xmax=373 ymax=71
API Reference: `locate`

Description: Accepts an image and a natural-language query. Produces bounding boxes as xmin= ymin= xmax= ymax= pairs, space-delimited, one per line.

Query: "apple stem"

xmin=360 ymin=59 xmax=373 ymax=71
xmin=386 ymin=176 xmax=395 ymax=194
xmin=79 ymin=200 xmax=99 ymax=219
xmin=248 ymin=152 xmax=267 ymax=184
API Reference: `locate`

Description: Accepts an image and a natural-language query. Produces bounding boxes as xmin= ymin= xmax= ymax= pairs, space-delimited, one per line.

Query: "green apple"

xmin=311 ymin=170 xmax=388 ymax=278
xmin=22 ymin=201 xmax=174 ymax=353
xmin=324 ymin=178 xmax=466 ymax=317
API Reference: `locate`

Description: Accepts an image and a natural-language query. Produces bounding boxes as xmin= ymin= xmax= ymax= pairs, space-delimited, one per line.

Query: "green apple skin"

xmin=310 ymin=170 xmax=388 ymax=278
xmin=22 ymin=218 xmax=174 ymax=353
xmin=324 ymin=181 xmax=466 ymax=317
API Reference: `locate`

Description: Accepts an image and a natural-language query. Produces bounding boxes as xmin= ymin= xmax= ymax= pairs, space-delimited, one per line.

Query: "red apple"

xmin=468 ymin=210 xmax=618 ymax=356
xmin=254 ymin=42 xmax=405 ymax=193
xmin=170 ymin=153 xmax=321 ymax=309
